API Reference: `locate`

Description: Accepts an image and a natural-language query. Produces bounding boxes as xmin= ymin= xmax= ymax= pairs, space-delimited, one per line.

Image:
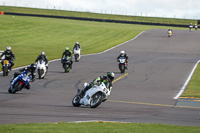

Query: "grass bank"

xmin=0 ymin=6 xmax=197 ymax=25
xmin=0 ymin=122 xmax=200 ymax=133
xmin=0 ymin=15 xmax=184 ymax=68
xmin=181 ymin=62 xmax=200 ymax=98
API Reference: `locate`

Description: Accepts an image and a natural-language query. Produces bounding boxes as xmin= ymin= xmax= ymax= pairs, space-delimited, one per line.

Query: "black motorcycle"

xmin=62 ymin=57 xmax=72 ymax=73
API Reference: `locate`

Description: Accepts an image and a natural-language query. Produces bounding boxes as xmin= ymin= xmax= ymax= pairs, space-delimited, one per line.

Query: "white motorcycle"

xmin=36 ymin=60 xmax=47 ymax=79
xmin=72 ymin=82 xmax=110 ymax=108
xmin=73 ymin=47 xmax=81 ymax=62
xmin=189 ymin=25 xmax=193 ymax=31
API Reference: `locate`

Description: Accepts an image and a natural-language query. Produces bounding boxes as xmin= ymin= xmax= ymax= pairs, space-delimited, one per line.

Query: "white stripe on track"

xmin=174 ymin=60 xmax=200 ymax=99
xmin=0 ymin=31 xmax=145 ymax=73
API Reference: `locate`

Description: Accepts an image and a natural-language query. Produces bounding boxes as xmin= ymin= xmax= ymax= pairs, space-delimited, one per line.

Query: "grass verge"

xmin=181 ymin=63 xmax=200 ymax=98
xmin=0 ymin=6 xmax=197 ymax=25
xmin=0 ymin=122 xmax=200 ymax=133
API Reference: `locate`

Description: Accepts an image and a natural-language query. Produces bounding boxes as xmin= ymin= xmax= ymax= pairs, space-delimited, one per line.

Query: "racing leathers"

xmin=61 ymin=50 xmax=73 ymax=69
xmin=73 ymin=43 xmax=81 ymax=52
xmin=0 ymin=50 xmax=15 ymax=70
xmin=117 ymin=54 xmax=128 ymax=69
xmin=35 ymin=55 xmax=49 ymax=69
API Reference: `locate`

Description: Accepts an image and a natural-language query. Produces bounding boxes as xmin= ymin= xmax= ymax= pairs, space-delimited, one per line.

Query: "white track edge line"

xmin=174 ymin=60 xmax=200 ymax=99
xmin=0 ymin=31 xmax=145 ymax=73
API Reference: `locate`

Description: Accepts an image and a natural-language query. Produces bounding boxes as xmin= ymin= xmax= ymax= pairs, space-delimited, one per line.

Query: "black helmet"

xmin=29 ymin=63 xmax=36 ymax=71
xmin=107 ymin=72 xmax=115 ymax=82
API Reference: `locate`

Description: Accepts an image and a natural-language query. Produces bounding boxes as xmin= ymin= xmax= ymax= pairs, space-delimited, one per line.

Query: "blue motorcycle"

xmin=8 ymin=71 xmax=32 ymax=94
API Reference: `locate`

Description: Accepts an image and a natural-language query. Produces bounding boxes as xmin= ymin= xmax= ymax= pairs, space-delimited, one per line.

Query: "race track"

xmin=0 ymin=29 xmax=200 ymax=126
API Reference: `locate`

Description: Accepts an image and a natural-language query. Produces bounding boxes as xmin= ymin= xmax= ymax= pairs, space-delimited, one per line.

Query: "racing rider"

xmin=73 ymin=42 xmax=81 ymax=54
xmin=168 ymin=28 xmax=173 ymax=33
xmin=117 ymin=50 xmax=128 ymax=69
xmin=61 ymin=47 xmax=73 ymax=69
xmin=35 ymin=52 xmax=49 ymax=70
xmin=0 ymin=46 xmax=15 ymax=70
xmin=77 ymin=72 xmax=115 ymax=101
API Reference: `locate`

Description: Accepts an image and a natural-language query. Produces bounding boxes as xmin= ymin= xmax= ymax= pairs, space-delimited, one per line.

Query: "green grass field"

xmin=0 ymin=6 xmax=197 ymax=25
xmin=181 ymin=63 xmax=200 ymax=98
xmin=0 ymin=122 xmax=200 ymax=133
xmin=0 ymin=15 xmax=185 ymax=68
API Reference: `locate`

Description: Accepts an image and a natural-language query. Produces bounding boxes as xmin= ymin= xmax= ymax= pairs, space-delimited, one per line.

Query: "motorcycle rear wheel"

xmin=90 ymin=92 xmax=103 ymax=108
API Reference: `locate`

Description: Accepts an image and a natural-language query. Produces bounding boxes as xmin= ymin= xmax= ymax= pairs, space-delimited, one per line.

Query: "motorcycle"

xmin=8 ymin=71 xmax=32 ymax=94
xmin=189 ymin=25 xmax=193 ymax=31
xmin=2 ymin=60 xmax=10 ymax=76
xmin=168 ymin=30 xmax=172 ymax=37
xmin=118 ymin=57 xmax=126 ymax=73
xmin=195 ymin=25 xmax=198 ymax=30
xmin=72 ymin=82 xmax=110 ymax=108
xmin=73 ymin=47 xmax=81 ymax=62
xmin=62 ymin=57 xmax=72 ymax=73
xmin=36 ymin=60 xmax=47 ymax=79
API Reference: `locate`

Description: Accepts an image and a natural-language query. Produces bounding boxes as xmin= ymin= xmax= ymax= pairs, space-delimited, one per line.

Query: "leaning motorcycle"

xmin=72 ymin=82 xmax=110 ymax=108
xmin=36 ymin=60 xmax=47 ymax=79
xmin=62 ymin=57 xmax=72 ymax=73
xmin=118 ymin=57 xmax=126 ymax=73
xmin=73 ymin=47 xmax=81 ymax=62
xmin=2 ymin=60 xmax=10 ymax=76
xmin=8 ymin=71 xmax=32 ymax=94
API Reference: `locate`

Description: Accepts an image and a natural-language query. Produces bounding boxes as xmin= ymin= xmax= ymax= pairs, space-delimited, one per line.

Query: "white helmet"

xmin=120 ymin=50 xmax=125 ymax=56
xmin=41 ymin=51 xmax=45 ymax=56
xmin=6 ymin=46 xmax=11 ymax=51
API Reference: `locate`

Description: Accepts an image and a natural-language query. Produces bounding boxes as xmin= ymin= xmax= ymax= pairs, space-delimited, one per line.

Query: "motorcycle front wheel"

xmin=72 ymin=95 xmax=81 ymax=107
xmin=3 ymin=67 xmax=8 ymax=76
xmin=11 ymin=82 xmax=22 ymax=94
xmin=90 ymin=92 xmax=103 ymax=108
xmin=75 ymin=54 xmax=79 ymax=62
xmin=120 ymin=65 xmax=125 ymax=73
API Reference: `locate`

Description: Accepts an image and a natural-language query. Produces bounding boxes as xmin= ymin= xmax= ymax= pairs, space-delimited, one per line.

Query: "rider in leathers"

xmin=35 ymin=52 xmax=49 ymax=71
xmin=117 ymin=50 xmax=128 ymax=69
xmin=11 ymin=63 xmax=36 ymax=89
xmin=0 ymin=46 xmax=15 ymax=70
xmin=73 ymin=42 xmax=81 ymax=52
xmin=78 ymin=72 xmax=115 ymax=101
xmin=61 ymin=47 xmax=73 ymax=69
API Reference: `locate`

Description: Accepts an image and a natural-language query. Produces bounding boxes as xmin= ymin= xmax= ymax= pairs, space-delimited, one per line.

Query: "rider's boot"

xmin=77 ymin=85 xmax=91 ymax=97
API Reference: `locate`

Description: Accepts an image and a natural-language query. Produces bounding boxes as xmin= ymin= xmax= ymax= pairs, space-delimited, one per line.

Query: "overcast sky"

xmin=1 ymin=0 xmax=200 ymax=19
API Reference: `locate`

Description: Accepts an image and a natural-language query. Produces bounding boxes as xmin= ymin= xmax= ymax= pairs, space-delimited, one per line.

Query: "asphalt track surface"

xmin=0 ymin=29 xmax=200 ymax=126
